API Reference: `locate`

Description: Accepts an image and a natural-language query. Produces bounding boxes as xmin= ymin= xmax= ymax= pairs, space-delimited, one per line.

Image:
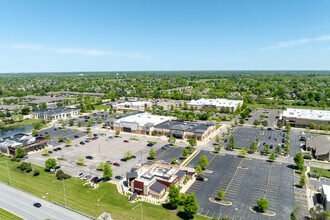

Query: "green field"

xmin=1 ymin=118 xmax=42 ymax=129
xmin=94 ymin=104 xmax=108 ymax=110
xmin=310 ymin=167 xmax=330 ymax=178
xmin=0 ymin=156 xmax=208 ymax=220
xmin=0 ymin=208 xmax=23 ymax=220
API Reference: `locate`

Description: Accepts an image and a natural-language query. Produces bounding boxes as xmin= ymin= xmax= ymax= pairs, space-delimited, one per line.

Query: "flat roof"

xmin=306 ymin=136 xmax=330 ymax=156
xmin=32 ymin=108 xmax=80 ymax=116
xmin=150 ymin=182 xmax=166 ymax=193
xmin=114 ymin=101 xmax=151 ymax=107
xmin=155 ymin=120 xmax=214 ymax=133
xmin=283 ymin=108 xmax=330 ymax=121
xmin=323 ymin=185 xmax=330 ymax=202
xmin=0 ymin=133 xmax=36 ymax=150
xmin=188 ymin=98 xmax=243 ymax=108
xmin=117 ymin=113 xmax=173 ymax=127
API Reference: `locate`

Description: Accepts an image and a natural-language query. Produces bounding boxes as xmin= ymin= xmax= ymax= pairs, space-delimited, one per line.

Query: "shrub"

xmin=56 ymin=170 xmax=71 ymax=180
xmin=16 ymin=158 xmax=21 ymax=162
xmin=303 ymin=155 xmax=312 ymax=159
xmin=33 ymin=169 xmax=40 ymax=176
xmin=17 ymin=162 xmax=32 ymax=173
xmin=11 ymin=157 xmax=17 ymax=161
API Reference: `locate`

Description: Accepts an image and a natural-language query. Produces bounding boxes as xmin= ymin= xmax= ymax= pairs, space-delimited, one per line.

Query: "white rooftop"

xmin=137 ymin=165 xmax=178 ymax=186
xmin=283 ymin=108 xmax=330 ymax=121
xmin=115 ymin=101 xmax=151 ymax=107
xmin=117 ymin=113 xmax=173 ymax=126
xmin=322 ymin=185 xmax=330 ymax=202
xmin=188 ymin=98 xmax=243 ymax=108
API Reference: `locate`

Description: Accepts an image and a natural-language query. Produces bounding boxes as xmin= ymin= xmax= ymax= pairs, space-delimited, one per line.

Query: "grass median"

xmin=0 ymin=208 xmax=23 ymax=220
xmin=0 ymin=156 xmax=208 ymax=220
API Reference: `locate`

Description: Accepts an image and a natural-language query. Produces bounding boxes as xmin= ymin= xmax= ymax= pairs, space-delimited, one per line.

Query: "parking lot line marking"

xmin=205 ymin=210 xmax=209 ymax=216
xmin=218 ymin=213 xmax=222 ymax=219
xmin=211 ymin=211 xmax=215 ymax=218
xmin=295 ymin=196 xmax=307 ymax=201
xmin=224 ymin=159 xmax=243 ymax=194
xmin=294 ymin=191 xmax=306 ymax=196
xmin=199 ymin=208 xmax=204 ymax=214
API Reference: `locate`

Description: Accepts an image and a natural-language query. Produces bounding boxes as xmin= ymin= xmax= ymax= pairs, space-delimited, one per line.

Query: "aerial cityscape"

xmin=0 ymin=1 xmax=329 ymax=220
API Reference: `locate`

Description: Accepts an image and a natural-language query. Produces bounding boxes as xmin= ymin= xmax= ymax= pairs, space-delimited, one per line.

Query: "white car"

xmin=74 ymin=144 xmax=80 ymax=147
xmin=83 ymin=175 xmax=91 ymax=180
xmin=77 ymin=173 xmax=84 ymax=178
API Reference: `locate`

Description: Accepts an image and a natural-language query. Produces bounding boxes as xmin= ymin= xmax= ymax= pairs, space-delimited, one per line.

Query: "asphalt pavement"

xmin=0 ymin=182 xmax=92 ymax=220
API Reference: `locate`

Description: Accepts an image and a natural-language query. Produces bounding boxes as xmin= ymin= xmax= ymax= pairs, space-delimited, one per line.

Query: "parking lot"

xmin=39 ymin=127 xmax=86 ymax=146
xmin=246 ymin=109 xmax=280 ymax=128
xmin=155 ymin=147 xmax=186 ymax=164
xmin=185 ymin=154 xmax=298 ymax=219
xmin=185 ymin=150 xmax=215 ymax=169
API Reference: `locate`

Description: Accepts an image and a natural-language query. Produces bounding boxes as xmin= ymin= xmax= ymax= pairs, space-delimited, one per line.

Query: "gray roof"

xmin=126 ymin=172 xmax=138 ymax=179
xmin=0 ymin=104 xmax=24 ymax=111
xmin=32 ymin=108 xmax=80 ymax=116
xmin=176 ymin=170 xmax=186 ymax=180
xmin=306 ymin=136 xmax=330 ymax=156
xmin=155 ymin=120 xmax=214 ymax=133
xmin=149 ymin=181 xmax=166 ymax=193
xmin=0 ymin=133 xmax=35 ymax=150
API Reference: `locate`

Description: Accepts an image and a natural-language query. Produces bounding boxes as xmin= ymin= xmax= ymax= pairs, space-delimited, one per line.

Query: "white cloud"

xmin=257 ymin=34 xmax=330 ymax=51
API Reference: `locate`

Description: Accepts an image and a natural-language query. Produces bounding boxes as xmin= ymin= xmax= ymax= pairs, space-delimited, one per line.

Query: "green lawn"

xmin=310 ymin=167 xmax=330 ymax=178
xmin=1 ymin=118 xmax=42 ymax=129
xmin=0 ymin=208 xmax=23 ymax=220
xmin=94 ymin=104 xmax=108 ymax=110
xmin=0 ymin=156 xmax=208 ymax=220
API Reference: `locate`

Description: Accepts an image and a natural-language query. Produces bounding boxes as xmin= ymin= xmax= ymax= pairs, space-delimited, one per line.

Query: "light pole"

xmin=6 ymin=160 xmax=11 ymax=186
xmin=63 ymin=179 xmax=67 ymax=206
xmin=132 ymin=203 xmax=143 ymax=220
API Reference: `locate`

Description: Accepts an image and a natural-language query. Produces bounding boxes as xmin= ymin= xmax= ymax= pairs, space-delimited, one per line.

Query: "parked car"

xmin=113 ymin=162 xmax=120 ymax=167
xmin=93 ymin=134 xmax=98 ymax=137
xmin=45 ymin=132 xmax=48 ymax=134
xmin=33 ymin=203 xmax=41 ymax=208
xmin=91 ymin=177 xmax=98 ymax=182
xmin=85 ymin=156 xmax=93 ymax=160
xmin=85 ymin=139 xmax=91 ymax=143
xmin=196 ymin=176 xmax=205 ymax=181
xmin=123 ymin=140 xmax=129 ymax=143
xmin=270 ymin=145 xmax=273 ymax=149
xmin=262 ymin=142 xmax=266 ymax=146
xmin=147 ymin=142 xmax=154 ymax=147
xmin=56 ymin=147 xmax=62 ymax=151
xmin=48 ymin=151 xmax=53 ymax=154
xmin=300 ymin=137 xmax=306 ymax=141
xmin=39 ymin=134 xmax=44 ymax=137
xmin=80 ymin=141 xmax=85 ymax=145
xmin=161 ymin=144 xmax=170 ymax=150
xmin=77 ymin=173 xmax=84 ymax=178
xmin=121 ymin=158 xmax=127 ymax=162
xmin=115 ymin=176 xmax=123 ymax=180
xmin=83 ymin=175 xmax=91 ymax=180
xmin=74 ymin=135 xmax=79 ymax=138
xmin=74 ymin=144 xmax=80 ymax=147
xmin=282 ymin=138 xmax=286 ymax=143
xmin=106 ymin=161 xmax=112 ymax=165
xmin=55 ymin=165 xmax=61 ymax=170
xmin=54 ymin=128 xmax=58 ymax=131
xmin=22 ymin=156 xmax=29 ymax=160
xmin=92 ymin=137 xmax=97 ymax=140
xmin=53 ymin=148 xmax=58 ymax=152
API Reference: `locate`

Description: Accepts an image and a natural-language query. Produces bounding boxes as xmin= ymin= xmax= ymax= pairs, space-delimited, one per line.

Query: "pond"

xmin=0 ymin=125 xmax=32 ymax=138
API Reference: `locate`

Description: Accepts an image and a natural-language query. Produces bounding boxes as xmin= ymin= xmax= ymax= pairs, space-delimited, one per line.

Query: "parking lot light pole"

xmin=132 ymin=203 xmax=143 ymax=220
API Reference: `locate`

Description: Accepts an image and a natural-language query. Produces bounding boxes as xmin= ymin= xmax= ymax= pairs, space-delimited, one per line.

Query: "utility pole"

xmin=132 ymin=203 xmax=143 ymax=220
xmin=63 ymin=179 xmax=67 ymax=206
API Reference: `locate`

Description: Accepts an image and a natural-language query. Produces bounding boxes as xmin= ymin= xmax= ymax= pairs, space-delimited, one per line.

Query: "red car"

xmin=123 ymin=140 xmax=129 ymax=143
xmin=113 ymin=163 xmax=120 ymax=167
xmin=92 ymin=137 xmax=97 ymax=140
xmin=39 ymin=134 xmax=44 ymax=137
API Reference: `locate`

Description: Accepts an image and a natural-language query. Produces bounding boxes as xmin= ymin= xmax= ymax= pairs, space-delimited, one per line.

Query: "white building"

xmin=282 ymin=108 xmax=330 ymax=127
xmin=112 ymin=101 xmax=152 ymax=111
xmin=321 ymin=185 xmax=330 ymax=212
xmin=188 ymin=98 xmax=243 ymax=112
xmin=32 ymin=108 xmax=80 ymax=121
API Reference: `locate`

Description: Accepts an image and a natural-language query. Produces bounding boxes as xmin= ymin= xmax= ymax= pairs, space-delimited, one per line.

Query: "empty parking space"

xmin=186 ymin=155 xmax=296 ymax=219
xmin=39 ymin=127 xmax=86 ymax=146
xmin=246 ymin=109 xmax=280 ymax=128
xmin=293 ymin=174 xmax=309 ymax=217
xmin=185 ymin=150 xmax=215 ymax=169
xmin=156 ymin=147 xmax=185 ymax=164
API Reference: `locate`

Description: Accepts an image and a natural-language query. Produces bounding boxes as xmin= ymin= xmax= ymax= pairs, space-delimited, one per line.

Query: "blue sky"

xmin=1 ymin=0 xmax=330 ymax=72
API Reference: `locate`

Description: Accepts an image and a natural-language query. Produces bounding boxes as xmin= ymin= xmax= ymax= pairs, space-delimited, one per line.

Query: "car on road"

xmin=74 ymin=144 xmax=80 ymax=147
xmin=147 ymin=142 xmax=154 ymax=147
xmin=80 ymin=141 xmax=85 ymax=145
xmin=123 ymin=140 xmax=129 ymax=143
xmin=86 ymin=156 xmax=93 ymax=160
xmin=77 ymin=173 xmax=84 ymax=178
xmin=83 ymin=175 xmax=91 ymax=180
xmin=115 ymin=176 xmax=123 ymax=180
xmin=113 ymin=162 xmax=120 ymax=167
xmin=33 ymin=202 xmax=41 ymax=208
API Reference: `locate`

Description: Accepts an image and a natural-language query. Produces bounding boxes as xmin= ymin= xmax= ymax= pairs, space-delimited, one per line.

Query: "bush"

xmin=56 ymin=170 xmax=71 ymax=180
xmin=33 ymin=169 xmax=40 ymax=176
xmin=303 ymin=155 xmax=312 ymax=159
xmin=16 ymin=158 xmax=21 ymax=162
xmin=17 ymin=162 xmax=32 ymax=173
xmin=11 ymin=157 xmax=17 ymax=161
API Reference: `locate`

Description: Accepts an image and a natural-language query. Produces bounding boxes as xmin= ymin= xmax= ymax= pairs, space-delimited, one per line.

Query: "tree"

xmin=56 ymin=170 xmax=71 ymax=180
xmin=77 ymin=121 xmax=82 ymax=127
xmin=169 ymin=184 xmax=181 ymax=208
xmin=39 ymin=102 xmax=47 ymax=109
xmin=277 ymin=121 xmax=283 ymax=128
xmin=239 ymin=118 xmax=245 ymax=124
xmin=299 ymin=176 xmax=306 ymax=187
xmin=21 ymin=106 xmax=30 ymax=115
xmin=61 ymin=122 xmax=66 ymax=127
xmin=42 ymin=147 xmax=49 ymax=155
xmin=263 ymin=144 xmax=270 ymax=154
xmin=184 ymin=192 xmax=199 ymax=218
xmin=182 ymin=148 xmax=188 ymax=158
xmin=86 ymin=127 xmax=91 ymax=132
xmin=290 ymin=212 xmax=296 ymax=220
xmin=269 ymin=153 xmax=276 ymax=161
xmin=69 ymin=119 xmax=74 ymax=126
xmin=294 ymin=152 xmax=304 ymax=171
xmin=103 ymin=162 xmax=113 ymax=180
xmin=115 ymin=130 xmax=120 ymax=136
xmin=214 ymin=145 xmax=221 ymax=153
xmin=124 ymin=150 xmax=133 ymax=159
xmin=188 ymin=138 xmax=197 ymax=148
xmin=249 ymin=142 xmax=258 ymax=153
xmin=286 ymin=123 xmax=291 ymax=133
xmin=32 ymin=129 xmax=38 ymax=136
xmin=65 ymin=138 xmax=72 ymax=145
xmin=262 ymin=120 xmax=268 ymax=127
xmin=257 ymin=197 xmax=268 ymax=213
xmin=87 ymin=132 xmax=92 ymax=138
xmin=275 ymin=146 xmax=281 ymax=155
xmin=168 ymin=136 xmax=176 ymax=145
xmin=195 ymin=165 xmax=204 ymax=176
xmin=215 ymin=135 xmax=220 ymax=145
xmin=234 ymin=119 xmax=238 ymax=126
xmin=227 ymin=136 xmax=235 ymax=150
xmin=16 ymin=146 xmax=26 ymax=158
xmin=239 ymin=148 xmax=248 ymax=157
xmin=217 ymin=190 xmax=225 ymax=200
xmin=97 ymin=162 xmax=105 ymax=171
xmin=149 ymin=147 xmax=156 ymax=158
xmin=77 ymin=156 xmax=85 ymax=165
xmin=171 ymin=158 xmax=177 ymax=164
xmin=45 ymin=158 xmax=56 ymax=171
xmin=253 ymin=120 xmax=260 ymax=126
xmin=198 ymin=155 xmax=208 ymax=169
xmin=33 ymin=122 xmax=42 ymax=130
xmin=58 ymin=137 xmax=64 ymax=142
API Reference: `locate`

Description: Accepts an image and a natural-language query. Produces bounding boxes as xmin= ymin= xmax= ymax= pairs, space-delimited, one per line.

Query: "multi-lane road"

xmin=0 ymin=182 xmax=92 ymax=220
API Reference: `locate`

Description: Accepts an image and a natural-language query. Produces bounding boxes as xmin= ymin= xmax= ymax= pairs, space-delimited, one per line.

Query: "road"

xmin=0 ymin=182 xmax=92 ymax=220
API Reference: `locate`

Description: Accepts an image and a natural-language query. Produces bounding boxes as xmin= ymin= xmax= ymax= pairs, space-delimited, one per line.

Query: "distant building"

xmin=321 ymin=185 xmax=330 ymax=212
xmin=0 ymin=104 xmax=24 ymax=113
xmin=23 ymin=95 xmax=67 ymax=106
xmin=32 ymin=108 xmax=80 ymax=121
xmin=126 ymin=163 xmax=187 ymax=197
xmin=0 ymin=133 xmax=48 ymax=155
xmin=112 ymin=101 xmax=152 ymax=111
xmin=188 ymin=98 xmax=243 ymax=112
xmin=306 ymin=136 xmax=330 ymax=161
xmin=46 ymin=91 xmax=104 ymax=98
xmin=283 ymin=108 xmax=330 ymax=127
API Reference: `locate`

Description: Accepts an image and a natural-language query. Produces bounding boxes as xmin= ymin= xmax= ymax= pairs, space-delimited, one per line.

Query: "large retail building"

xmin=282 ymin=108 xmax=330 ymax=127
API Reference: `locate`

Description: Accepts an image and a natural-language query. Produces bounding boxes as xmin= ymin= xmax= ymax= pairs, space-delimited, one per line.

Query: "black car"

xmin=93 ymin=134 xmax=98 ymax=137
xmin=33 ymin=202 xmax=41 ymax=208
xmin=121 ymin=158 xmax=127 ymax=162
xmin=86 ymin=156 xmax=93 ymax=160
xmin=80 ymin=141 xmax=85 ymax=145
xmin=115 ymin=176 xmax=123 ymax=180
xmin=54 ymin=128 xmax=58 ymax=131
xmin=300 ymin=137 xmax=306 ymax=141
xmin=48 ymin=150 xmax=53 ymax=154
xmin=270 ymin=145 xmax=273 ymax=149
xmin=45 ymin=132 xmax=49 ymax=134
xmin=282 ymin=138 xmax=286 ymax=143
xmin=53 ymin=148 xmax=58 ymax=152
xmin=147 ymin=143 xmax=154 ymax=147
xmin=196 ymin=176 xmax=205 ymax=181
xmin=55 ymin=165 xmax=61 ymax=170
xmin=57 ymin=147 xmax=62 ymax=151
xmin=74 ymin=135 xmax=79 ymax=138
